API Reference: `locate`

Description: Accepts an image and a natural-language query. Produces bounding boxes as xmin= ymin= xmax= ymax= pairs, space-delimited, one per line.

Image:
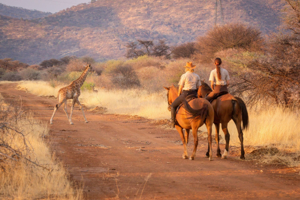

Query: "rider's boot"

xmin=170 ymin=106 xmax=176 ymax=128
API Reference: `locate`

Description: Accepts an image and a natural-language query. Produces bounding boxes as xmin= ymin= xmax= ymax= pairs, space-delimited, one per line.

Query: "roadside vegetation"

xmin=0 ymin=93 xmax=82 ymax=199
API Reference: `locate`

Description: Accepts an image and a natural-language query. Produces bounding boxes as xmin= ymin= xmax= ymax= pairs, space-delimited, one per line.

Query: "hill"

xmin=0 ymin=0 xmax=285 ymax=64
xmin=0 ymin=3 xmax=51 ymax=20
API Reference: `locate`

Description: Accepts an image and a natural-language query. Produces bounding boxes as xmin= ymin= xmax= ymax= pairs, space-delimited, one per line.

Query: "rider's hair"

xmin=215 ymin=58 xmax=222 ymax=80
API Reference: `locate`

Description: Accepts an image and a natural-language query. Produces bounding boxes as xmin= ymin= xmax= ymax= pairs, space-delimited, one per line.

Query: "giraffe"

xmin=50 ymin=64 xmax=92 ymax=125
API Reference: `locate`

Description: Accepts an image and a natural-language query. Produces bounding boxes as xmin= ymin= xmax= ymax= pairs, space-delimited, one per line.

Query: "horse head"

xmin=198 ymin=81 xmax=212 ymax=98
xmin=163 ymin=85 xmax=178 ymax=110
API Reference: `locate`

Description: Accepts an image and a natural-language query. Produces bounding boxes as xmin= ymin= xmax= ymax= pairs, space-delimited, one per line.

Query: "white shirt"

xmin=178 ymin=71 xmax=201 ymax=90
xmin=209 ymin=67 xmax=230 ymax=86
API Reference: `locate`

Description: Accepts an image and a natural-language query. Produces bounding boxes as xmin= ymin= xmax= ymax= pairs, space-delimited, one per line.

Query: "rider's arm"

xmin=178 ymin=85 xmax=183 ymax=96
xmin=210 ymin=81 xmax=214 ymax=90
xmin=226 ymin=80 xmax=230 ymax=87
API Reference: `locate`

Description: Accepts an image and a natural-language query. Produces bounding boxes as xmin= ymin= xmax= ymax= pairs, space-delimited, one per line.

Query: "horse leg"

xmin=233 ymin=117 xmax=245 ymax=159
xmin=175 ymin=125 xmax=188 ymax=159
xmin=215 ymin=123 xmax=221 ymax=157
xmin=185 ymin=129 xmax=190 ymax=144
xmin=189 ymin=127 xmax=199 ymax=160
xmin=205 ymin=120 xmax=213 ymax=161
xmin=221 ymin=122 xmax=230 ymax=159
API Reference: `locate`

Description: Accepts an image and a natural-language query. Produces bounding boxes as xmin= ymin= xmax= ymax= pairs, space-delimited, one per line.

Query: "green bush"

xmin=102 ymin=60 xmax=125 ymax=75
xmin=125 ymin=55 xmax=162 ymax=70
xmin=81 ymin=82 xmax=95 ymax=91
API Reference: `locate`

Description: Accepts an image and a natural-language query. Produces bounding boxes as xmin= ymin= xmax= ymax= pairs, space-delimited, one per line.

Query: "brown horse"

xmin=198 ymin=81 xmax=249 ymax=159
xmin=164 ymin=85 xmax=215 ymax=161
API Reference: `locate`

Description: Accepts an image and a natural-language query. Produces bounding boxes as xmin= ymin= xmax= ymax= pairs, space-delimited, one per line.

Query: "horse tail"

xmin=233 ymin=97 xmax=249 ymax=130
xmin=183 ymin=99 xmax=209 ymax=120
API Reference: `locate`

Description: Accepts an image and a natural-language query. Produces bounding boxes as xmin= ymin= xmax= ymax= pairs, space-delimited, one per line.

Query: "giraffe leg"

xmin=75 ymin=99 xmax=88 ymax=123
xmin=68 ymin=100 xmax=75 ymax=125
xmin=50 ymin=99 xmax=67 ymax=124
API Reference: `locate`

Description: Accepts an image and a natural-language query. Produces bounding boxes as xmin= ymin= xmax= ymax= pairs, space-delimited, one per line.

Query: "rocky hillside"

xmin=0 ymin=0 xmax=285 ymax=64
xmin=0 ymin=3 xmax=51 ymax=20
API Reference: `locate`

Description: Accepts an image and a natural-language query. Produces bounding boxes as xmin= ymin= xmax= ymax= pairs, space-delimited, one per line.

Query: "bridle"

xmin=166 ymin=91 xmax=171 ymax=106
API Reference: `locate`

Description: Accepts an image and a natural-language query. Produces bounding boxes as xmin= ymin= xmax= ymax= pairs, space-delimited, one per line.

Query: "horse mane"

xmin=201 ymin=81 xmax=212 ymax=92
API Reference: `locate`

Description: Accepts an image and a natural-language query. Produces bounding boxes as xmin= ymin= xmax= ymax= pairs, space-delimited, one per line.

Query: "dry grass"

xmin=0 ymin=93 xmax=82 ymax=199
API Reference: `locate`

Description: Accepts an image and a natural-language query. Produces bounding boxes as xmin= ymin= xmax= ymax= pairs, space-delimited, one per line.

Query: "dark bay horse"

xmin=198 ymin=81 xmax=249 ymax=159
xmin=164 ymin=85 xmax=215 ymax=161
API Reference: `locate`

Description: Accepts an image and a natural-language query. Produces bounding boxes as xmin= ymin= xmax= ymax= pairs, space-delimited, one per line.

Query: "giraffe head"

xmin=85 ymin=64 xmax=92 ymax=72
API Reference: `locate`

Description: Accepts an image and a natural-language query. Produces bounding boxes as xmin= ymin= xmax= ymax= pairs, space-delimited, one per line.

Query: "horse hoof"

xmin=222 ymin=150 xmax=228 ymax=159
xmin=240 ymin=156 xmax=245 ymax=160
xmin=85 ymin=121 xmax=89 ymax=123
xmin=205 ymin=152 xmax=209 ymax=158
xmin=70 ymin=122 xmax=74 ymax=125
xmin=182 ymin=155 xmax=188 ymax=159
xmin=217 ymin=153 xmax=221 ymax=157
xmin=50 ymin=122 xmax=53 ymax=125
xmin=189 ymin=157 xmax=194 ymax=160
xmin=209 ymin=157 xmax=213 ymax=161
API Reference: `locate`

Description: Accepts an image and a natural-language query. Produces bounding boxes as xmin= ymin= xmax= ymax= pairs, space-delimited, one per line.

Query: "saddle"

xmin=176 ymin=93 xmax=198 ymax=113
xmin=175 ymin=94 xmax=203 ymax=126
xmin=206 ymin=91 xmax=228 ymax=103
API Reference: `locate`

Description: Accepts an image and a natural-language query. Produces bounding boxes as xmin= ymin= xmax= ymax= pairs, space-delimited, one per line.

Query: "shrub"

xmin=0 ymin=58 xmax=28 ymax=71
xmin=111 ymin=65 xmax=140 ymax=88
xmin=19 ymin=68 xmax=41 ymax=80
xmin=230 ymin=2 xmax=300 ymax=108
xmin=44 ymin=66 xmax=66 ymax=80
xmin=66 ymin=59 xmax=87 ymax=72
xmin=102 ymin=60 xmax=125 ymax=75
xmin=0 ymin=68 xmax=5 ymax=79
xmin=196 ymin=23 xmax=263 ymax=62
xmin=1 ymin=71 xmax=22 ymax=81
xmin=171 ymin=42 xmax=196 ymax=59
xmin=39 ymin=58 xmax=61 ymax=69
xmin=81 ymin=56 xmax=95 ymax=64
xmin=91 ymin=63 xmax=104 ymax=75
xmin=125 ymin=55 xmax=162 ymax=70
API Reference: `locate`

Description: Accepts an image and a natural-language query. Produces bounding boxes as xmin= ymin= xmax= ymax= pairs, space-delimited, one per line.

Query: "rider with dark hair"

xmin=170 ymin=62 xmax=201 ymax=127
xmin=206 ymin=58 xmax=230 ymax=102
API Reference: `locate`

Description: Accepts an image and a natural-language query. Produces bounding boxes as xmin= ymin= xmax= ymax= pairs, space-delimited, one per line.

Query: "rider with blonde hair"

xmin=170 ymin=62 xmax=201 ymax=127
xmin=206 ymin=58 xmax=230 ymax=102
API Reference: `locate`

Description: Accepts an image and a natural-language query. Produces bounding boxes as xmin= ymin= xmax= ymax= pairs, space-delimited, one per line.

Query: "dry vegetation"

xmin=0 ymin=93 xmax=82 ymax=199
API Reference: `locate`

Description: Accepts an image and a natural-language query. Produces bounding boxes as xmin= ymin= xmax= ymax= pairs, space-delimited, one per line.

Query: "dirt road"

xmin=1 ymin=83 xmax=300 ymax=200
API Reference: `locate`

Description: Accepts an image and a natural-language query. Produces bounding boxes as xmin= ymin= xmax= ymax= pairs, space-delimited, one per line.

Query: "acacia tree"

xmin=231 ymin=0 xmax=300 ymax=107
xmin=171 ymin=42 xmax=196 ymax=59
xmin=125 ymin=39 xmax=170 ymax=58
xmin=152 ymin=40 xmax=170 ymax=58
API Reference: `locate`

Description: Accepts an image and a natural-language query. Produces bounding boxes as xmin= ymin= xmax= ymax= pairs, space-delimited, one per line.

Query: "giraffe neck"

xmin=73 ymin=66 xmax=90 ymax=87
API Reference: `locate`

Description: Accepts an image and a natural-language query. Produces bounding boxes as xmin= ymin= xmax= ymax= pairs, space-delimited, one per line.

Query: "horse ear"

xmin=163 ymin=86 xmax=170 ymax=90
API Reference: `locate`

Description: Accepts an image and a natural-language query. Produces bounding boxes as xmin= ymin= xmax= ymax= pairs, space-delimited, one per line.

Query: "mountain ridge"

xmin=0 ymin=3 xmax=51 ymax=20
xmin=0 ymin=0 xmax=285 ymax=64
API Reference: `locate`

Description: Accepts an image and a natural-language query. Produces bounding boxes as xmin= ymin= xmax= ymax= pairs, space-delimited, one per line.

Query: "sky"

xmin=0 ymin=0 xmax=91 ymax=13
